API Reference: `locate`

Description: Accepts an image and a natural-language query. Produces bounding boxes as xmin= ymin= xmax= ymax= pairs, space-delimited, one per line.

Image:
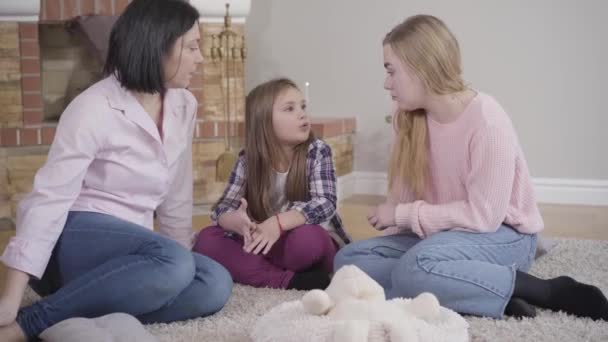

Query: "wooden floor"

xmin=1 ymin=195 xmax=607 ymax=287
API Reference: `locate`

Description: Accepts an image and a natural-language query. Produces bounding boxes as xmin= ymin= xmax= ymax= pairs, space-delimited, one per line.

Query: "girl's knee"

xmin=194 ymin=226 xmax=224 ymax=242
xmin=288 ymin=225 xmax=327 ymax=241
xmin=284 ymin=226 xmax=335 ymax=268
xmin=287 ymin=225 xmax=332 ymax=251
xmin=192 ymin=226 xmax=226 ymax=255
xmin=196 ymin=225 xmax=224 ymax=238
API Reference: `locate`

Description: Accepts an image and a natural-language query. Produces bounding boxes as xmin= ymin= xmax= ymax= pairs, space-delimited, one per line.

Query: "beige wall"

xmin=244 ymin=0 xmax=608 ymax=180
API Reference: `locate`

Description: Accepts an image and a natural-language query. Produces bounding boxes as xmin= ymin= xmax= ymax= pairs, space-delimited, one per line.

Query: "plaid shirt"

xmin=211 ymin=138 xmax=351 ymax=245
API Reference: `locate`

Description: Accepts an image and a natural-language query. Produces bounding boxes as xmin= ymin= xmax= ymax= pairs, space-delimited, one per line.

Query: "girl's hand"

xmin=240 ymin=221 xmax=256 ymax=247
xmin=218 ymin=198 xmax=254 ymax=236
xmin=244 ymin=217 xmax=281 ymax=255
xmin=367 ymin=202 xmax=397 ymax=230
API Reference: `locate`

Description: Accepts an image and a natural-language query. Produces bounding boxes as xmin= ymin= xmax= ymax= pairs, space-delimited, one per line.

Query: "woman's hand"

xmin=0 ymin=297 xmax=19 ymax=326
xmin=0 ymin=268 xmax=29 ymax=326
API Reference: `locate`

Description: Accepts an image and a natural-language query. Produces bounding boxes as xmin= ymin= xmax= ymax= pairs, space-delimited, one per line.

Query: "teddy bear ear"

xmin=328 ymin=265 xmax=386 ymax=302
xmin=330 ymin=265 xmax=352 ymax=282
xmin=410 ymin=292 xmax=441 ymax=320
xmin=336 ymin=265 xmax=364 ymax=278
xmin=302 ymin=289 xmax=333 ymax=315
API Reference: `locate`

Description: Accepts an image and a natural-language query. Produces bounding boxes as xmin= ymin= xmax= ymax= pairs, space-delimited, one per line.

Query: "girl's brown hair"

xmin=244 ymin=78 xmax=314 ymax=221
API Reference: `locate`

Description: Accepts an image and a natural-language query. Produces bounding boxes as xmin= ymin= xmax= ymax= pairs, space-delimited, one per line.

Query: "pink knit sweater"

xmin=385 ymin=92 xmax=544 ymax=238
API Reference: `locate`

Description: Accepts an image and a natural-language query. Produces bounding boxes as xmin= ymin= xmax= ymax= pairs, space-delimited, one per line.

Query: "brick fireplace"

xmin=0 ymin=0 xmax=356 ymax=228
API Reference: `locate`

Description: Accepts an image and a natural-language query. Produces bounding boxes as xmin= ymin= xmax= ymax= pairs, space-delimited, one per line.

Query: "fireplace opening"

xmin=39 ymin=16 xmax=117 ymax=122
xmin=40 ymin=23 xmax=101 ymax=121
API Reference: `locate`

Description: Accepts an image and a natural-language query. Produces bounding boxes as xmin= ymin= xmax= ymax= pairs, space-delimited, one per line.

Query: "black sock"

xmin=505 ymin=297 xmax=536 ymax=318
xmin=287 ymin=270 xmax=331 ymax=290
xmin=514 ymin=271 xmax=608 ymax=321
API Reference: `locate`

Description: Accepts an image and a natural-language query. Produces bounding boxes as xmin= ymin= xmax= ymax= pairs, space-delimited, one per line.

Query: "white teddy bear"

xmin=251 ymin=265 xmax=469 ymax=342
xmin=301 ymin=265 xmax=442 ymax=342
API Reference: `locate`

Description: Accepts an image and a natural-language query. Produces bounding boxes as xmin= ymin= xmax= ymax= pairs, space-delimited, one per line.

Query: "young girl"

xmin=193 ymin=78 xmax=351 ymax=290
xmin=0 ymin=1 xmax=232 ymax=341
xmin=334 ymin=15 xmax=608 ymax=321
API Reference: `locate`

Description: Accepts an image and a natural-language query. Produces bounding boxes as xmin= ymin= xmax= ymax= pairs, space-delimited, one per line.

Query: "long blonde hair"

xmin=244 ymin=78 xmax=314 ymax=222
xmin=384 ymin=15 xmax=466 ymax=198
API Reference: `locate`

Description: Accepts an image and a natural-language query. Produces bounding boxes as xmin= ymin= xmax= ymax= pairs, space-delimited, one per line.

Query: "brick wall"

xmin=0 ymin=23 xmax=23 ymax=131
xmin=40 ymin=24 xmax=103 ymax=121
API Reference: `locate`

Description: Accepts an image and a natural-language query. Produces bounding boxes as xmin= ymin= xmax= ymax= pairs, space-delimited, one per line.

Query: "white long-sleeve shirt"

xmin=2 ymin=76 xmax=197 ymax=278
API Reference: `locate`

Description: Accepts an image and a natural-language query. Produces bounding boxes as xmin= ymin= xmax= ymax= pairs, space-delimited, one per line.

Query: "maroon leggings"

xmin=193 ymin=224 xmax=338 ymax=288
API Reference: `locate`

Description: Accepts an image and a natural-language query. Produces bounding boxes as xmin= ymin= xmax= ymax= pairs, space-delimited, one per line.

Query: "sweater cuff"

xmin=395 ymin=201 xmax=425 ymax=238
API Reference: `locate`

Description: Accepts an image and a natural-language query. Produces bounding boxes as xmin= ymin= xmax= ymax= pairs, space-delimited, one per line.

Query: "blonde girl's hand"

xmin=244 ymin=217 xmax=282 ymax=255
xmin=367 ymin=202 xmax=397 ymax=231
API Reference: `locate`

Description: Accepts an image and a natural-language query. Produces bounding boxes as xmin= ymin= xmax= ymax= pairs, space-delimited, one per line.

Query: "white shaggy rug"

xmin=22 ymin=238 xmax=608 ymax=342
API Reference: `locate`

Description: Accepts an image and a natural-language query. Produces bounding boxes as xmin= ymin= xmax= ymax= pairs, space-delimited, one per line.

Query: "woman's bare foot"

xmin=0 ymin=322 xmax=27 ymax=342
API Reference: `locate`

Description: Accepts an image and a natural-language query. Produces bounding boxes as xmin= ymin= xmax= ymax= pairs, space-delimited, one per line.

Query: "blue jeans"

xmin=17 ymin=211 xmax=233 ymax=340
xmin=334 ymin=225 xmax=537 ymax=318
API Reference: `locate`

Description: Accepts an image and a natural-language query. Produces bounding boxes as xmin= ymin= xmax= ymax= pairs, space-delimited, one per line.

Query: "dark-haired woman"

xmin=0 ymin=0 xmax=232 ymax=340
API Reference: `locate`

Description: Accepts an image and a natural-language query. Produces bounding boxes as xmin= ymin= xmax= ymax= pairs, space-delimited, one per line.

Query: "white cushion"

xmin=40 ymin=313 xmax=157 ymax=342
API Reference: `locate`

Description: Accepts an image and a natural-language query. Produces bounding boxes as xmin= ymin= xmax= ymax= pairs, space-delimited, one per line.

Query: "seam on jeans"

xmin=61 ymin=229 xmax=179 ymax=257
xmin=48 ymin=257 xmax=165 ymax=308
xmin=61 ymin=229 xmax=178 ymax=261
xmin=63 ymin=228 xmax=155 ymax=239
xmin=424 ymin=233 xmax=528 ymax=249
xmin=370 ymin=245 xmax=409 ymax=258
xmin=520 ymin=235 xmax=538 ymax=271
xmin=416 ymin=234 xmax=529 ymax=260
xmin=416 ymin=254 xmax=511 ymax=298
xmin=498 ymin=264 xmax=517 ymax=318
xmin=414 ymin=235 xmax=532 ymax=298
xmin=16 ymin=305 xmax=48 ymax=339
xmin=515 ymin=239 xmax=532 ymax=270
xmin=17 ymin=257 xmax=164 ymax=337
